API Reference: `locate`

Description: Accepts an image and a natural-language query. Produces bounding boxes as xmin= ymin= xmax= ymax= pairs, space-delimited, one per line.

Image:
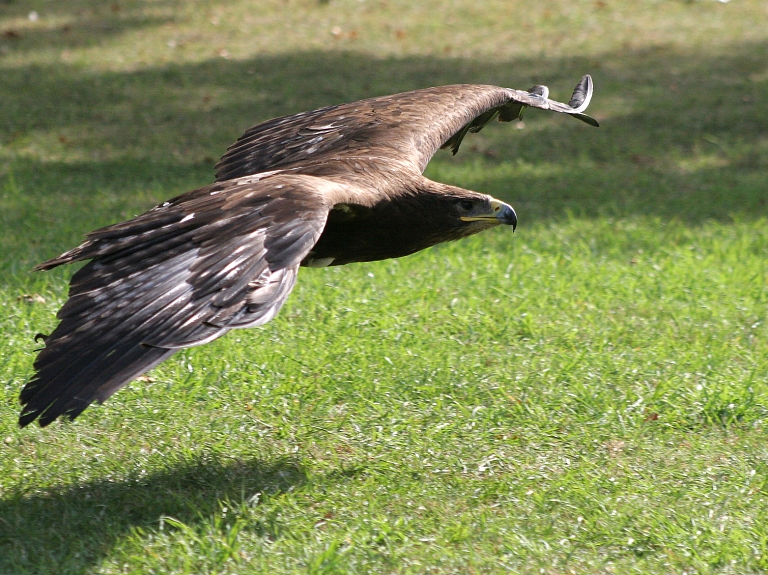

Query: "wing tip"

xmin=568 ymin=74 xmax=593 ymax=111
xmin=33 ymin=241 xmax=92 ymax=271
xmin=573 ymin=113 xmax=600 ymax=128
xmin=565 ymin=74 xmax=599 ymax=127
xmin=18 ymin=385 xmax=79 ymax=428
xmin=515 ymin=75 xmax=598 ymax=127
xmin=18 ymin=409 xmax=38 ymax=428
xmin=33 ymin=257 xmax=66 ymax=272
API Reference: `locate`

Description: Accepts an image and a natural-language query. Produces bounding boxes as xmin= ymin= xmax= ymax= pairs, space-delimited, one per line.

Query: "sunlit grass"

xmin=1 ymin=0 xmax=768 ymax=573
xmin=2 ymin=219 xmax=767 ymax=573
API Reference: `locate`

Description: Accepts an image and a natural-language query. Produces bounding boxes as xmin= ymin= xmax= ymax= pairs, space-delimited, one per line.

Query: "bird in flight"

xmin=19 ymin=75 xmax=598 ymax=427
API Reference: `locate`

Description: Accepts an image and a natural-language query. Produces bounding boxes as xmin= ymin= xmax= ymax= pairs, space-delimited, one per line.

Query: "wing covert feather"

xmin=214 ymin=75 xmax=598 ymax=180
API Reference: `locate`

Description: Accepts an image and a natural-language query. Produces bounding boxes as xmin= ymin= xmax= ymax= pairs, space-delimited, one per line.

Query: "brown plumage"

xmin=19 ymin=75 xmax=598 ymax=427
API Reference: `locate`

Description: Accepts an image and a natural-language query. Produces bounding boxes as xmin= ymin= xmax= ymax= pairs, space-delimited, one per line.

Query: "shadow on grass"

xmin=0 ymin=455 xmax=306 ymax=574
xmin=0 ymin=0 xmax=182 ymax=55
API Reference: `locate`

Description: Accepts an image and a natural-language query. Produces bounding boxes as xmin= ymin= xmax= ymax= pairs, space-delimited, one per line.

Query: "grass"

xmin=1 ymin=0 xmax=768 ymax=573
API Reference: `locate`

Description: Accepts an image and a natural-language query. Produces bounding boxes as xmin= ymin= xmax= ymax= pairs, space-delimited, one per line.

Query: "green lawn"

xmin=1 ymin=0 xmax=768 ymax=573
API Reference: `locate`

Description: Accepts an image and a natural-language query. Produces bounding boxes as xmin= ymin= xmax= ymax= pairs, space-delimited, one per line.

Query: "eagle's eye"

xmin=458 ymin=200 xmax=474 ymax=212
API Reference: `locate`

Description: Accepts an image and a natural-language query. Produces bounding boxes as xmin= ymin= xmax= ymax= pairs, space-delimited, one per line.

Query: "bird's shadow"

xmin=0 ymin=455 xmax=307 ymax=574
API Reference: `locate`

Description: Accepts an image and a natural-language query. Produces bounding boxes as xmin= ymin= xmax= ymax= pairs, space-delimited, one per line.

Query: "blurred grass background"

xmin=1 ymin=0 xmax=767 ymax=573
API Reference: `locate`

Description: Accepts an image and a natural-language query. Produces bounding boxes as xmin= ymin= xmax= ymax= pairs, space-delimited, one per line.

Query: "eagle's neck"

xmin=302 ymin=179 xmax=479 ymax=267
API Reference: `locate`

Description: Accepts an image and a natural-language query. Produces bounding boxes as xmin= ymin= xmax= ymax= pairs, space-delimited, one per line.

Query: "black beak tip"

xmin=505 ymin=205 xmax=517 ymax=231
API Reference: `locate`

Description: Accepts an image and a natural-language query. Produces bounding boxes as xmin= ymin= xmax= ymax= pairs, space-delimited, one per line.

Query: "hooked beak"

xmin=460 ymin=199 xmax=517 ymax=231
xmin=494 ymin=200 xmax=517 ymax=231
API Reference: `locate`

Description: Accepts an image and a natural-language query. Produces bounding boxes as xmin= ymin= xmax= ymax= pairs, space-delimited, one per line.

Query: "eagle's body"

xmin=19 ymin=76 xmax=597 ymax=427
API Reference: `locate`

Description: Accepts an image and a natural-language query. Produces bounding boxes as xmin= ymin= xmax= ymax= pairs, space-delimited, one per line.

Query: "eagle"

xmin=19 ymin=75 xmax=598 ymax=427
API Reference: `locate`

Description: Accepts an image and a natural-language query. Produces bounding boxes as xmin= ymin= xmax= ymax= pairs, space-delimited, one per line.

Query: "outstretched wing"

xmin=214 ymin=75 xmax=598 ymax=180
xmin=19 ymin=174 xmax=333 ymax=427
